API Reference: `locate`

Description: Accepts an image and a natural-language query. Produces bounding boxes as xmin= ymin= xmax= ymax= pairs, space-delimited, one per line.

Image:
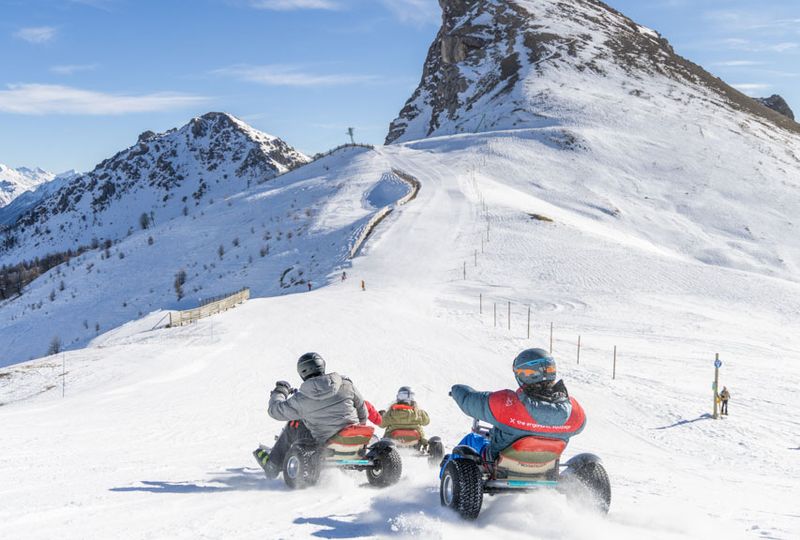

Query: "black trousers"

xmin=721 ymin=400 xmax=728 ymax=415
xmin=269 ymin=421 xmax=314 ymax=466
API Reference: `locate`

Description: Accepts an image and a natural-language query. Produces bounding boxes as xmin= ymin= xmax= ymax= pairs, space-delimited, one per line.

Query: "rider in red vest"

xmin=450 ymin=348 xmax=586 ymax=459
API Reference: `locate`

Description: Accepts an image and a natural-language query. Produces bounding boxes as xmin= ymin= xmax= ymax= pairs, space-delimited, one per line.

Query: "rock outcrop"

xmin=757 ymin=95 xmax=795 ymax=121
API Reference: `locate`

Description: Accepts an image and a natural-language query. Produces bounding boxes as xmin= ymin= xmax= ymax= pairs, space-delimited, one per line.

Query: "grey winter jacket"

xmin=451 ymin=383 xmax=585 ymax=459
xmin=268 ymin=372 xmax=368 ymax=443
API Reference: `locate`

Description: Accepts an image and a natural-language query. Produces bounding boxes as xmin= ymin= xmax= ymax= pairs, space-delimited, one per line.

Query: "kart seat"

xmin=387 ymin=429 xmax=421 ymax=447
xmin=326 ymin=425 xmax=375 ymax=457
xmin=495 ymin=437 xmax=566 ymax=479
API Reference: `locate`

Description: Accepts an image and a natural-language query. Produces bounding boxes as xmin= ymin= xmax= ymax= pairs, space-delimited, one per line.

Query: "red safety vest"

xmin=488 ymin=389 xmax=586 ymax=435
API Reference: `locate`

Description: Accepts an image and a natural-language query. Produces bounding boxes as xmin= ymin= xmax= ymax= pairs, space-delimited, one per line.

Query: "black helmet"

xmin=513 ymin=348 xmax=557 ymax=387
xmin=297 ymin=352 xmax=326 ymax=381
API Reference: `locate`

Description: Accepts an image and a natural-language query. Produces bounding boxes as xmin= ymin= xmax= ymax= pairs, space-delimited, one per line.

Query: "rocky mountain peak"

xmin=386 ymin=0 xmax=799 ymax=143
xmin=0 ymin=113 xmax=309 ymax=262
xmin=757 ymin=95 xmax=795 ymax=121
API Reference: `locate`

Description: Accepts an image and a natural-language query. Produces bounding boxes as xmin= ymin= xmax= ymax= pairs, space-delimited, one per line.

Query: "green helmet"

xmin=513 ymin=348 xmax=557 ymax=387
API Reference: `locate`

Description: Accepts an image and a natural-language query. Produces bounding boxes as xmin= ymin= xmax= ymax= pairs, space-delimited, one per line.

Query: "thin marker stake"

xmin=527 ymin=306 xmax=531 ymax=339
xmin=613 ymin=346 xmax=617 ymax=380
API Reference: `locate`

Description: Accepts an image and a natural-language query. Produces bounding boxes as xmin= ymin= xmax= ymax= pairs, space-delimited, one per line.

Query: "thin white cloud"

xmin=380 ymin=0 xmax=439 ymax=25
xmin=713 ymin=60 xmax=765 ymax=67
xmin=14 ymin=26 xmax=57 ymax=44
xmin=732 ymin=83 xmax=771 ymax=96
xmin=0 ymin=84 xmax=207 ymax=115
xmin=721 ymin=38 xmax=799 ymax=53
xmin=50 ymin=64 xmax=99 ymax=75
xmin=68 ymin=0 xmax=117 ymax=10
xmin=215 ymin=64 xmax=378 ymax=87
xmin=246 ymin=0 xmax=339 ymax=10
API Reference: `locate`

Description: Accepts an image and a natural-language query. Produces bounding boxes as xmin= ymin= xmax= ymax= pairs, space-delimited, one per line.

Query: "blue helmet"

xmin=513 ymin=348 xmax=557 ymax=387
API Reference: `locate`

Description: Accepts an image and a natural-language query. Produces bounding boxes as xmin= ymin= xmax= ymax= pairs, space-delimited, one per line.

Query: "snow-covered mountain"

xmin=387 ymin=0 xmax=800 ymax=282
xmin=0 ymin=112 xmax=309 ymax=262
xmin=386 ymin=0 xmax=799 ymax=143
xmin=0 ymin=139 xmax=412 ymax=365
xmin=0 ymin=170 xmax=79 ymax=227
xmin=0 ymin=164 xmax=54 ymax=208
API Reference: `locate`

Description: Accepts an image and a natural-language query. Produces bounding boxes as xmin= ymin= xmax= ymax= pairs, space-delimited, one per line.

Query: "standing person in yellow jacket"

xmin=720 ymin=386 xmax=731 ymax=416
xmin=380 ymin=386 xmax=431 ymax=445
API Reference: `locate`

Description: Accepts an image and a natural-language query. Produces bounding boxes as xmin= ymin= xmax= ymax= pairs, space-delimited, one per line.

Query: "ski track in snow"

xmin=1 ymin=142 xmax=799 ymax=539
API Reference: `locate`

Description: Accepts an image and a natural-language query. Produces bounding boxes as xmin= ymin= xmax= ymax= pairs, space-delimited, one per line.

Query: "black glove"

xmin=551 ymin=379 xmax=569 ymax=399
xmin=272 ymin=380 xmax=293 ymax=397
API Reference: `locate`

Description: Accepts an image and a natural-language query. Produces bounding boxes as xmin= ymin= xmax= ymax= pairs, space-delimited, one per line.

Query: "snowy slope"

xmin=386 ymin=0 xmax=800 ymax=283
xmin=1 ymin=141 xmax=798 ymax=539
xmin=0 ymin=164 xmax=53 ymax=208
xmin=0 ymin=144 xmax=413 ymax=366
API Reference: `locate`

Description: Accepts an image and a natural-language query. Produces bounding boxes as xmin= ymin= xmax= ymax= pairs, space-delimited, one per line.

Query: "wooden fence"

xmin=169 ymin=287 xmax=250 ymax=327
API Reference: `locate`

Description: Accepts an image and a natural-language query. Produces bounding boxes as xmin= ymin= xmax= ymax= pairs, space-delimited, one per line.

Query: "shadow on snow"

xmin=109 ymin=467 xmax=285 ymax=494
xmin=653 ymin=413 xmax=713 ymax=430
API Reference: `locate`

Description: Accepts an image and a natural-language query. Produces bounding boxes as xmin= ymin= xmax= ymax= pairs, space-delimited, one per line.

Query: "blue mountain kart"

xmin=439 ymin=420 xmax=611 ymax=519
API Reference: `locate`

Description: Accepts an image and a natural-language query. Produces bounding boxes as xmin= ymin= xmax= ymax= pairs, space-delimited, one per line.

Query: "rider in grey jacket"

xmin=254 ymin=353 xmax=368 ymax=478
xmin=269 ymin=371 xmax=368 ymax=442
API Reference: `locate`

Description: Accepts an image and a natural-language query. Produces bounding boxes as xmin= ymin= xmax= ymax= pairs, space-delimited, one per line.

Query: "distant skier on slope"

xmin=449 ymin=348 xmax=586 ymax=459
xmin=380 ymin=386 xmax=431 ymax=445
xmin=253 ymin=352 xmax=368 ymax=479
xmin=720 ymin=386 xmax=730 ymax=416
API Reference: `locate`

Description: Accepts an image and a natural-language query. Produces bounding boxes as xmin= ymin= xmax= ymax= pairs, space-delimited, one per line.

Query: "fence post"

xmin=613 ymin=346 xmax=617 ymax=380
xmin=474 ymin=249 xmax=478 ymax=267
xmin=549 ymin=322 xmax=553 ymax=354
xmin=713 ymin=353 xmax=720 ymax=419
xmin=527 ymin=305 xmax=531 ymax=339
xmin=577 ymin=335 xmax=581 ymax=364
xmin=507 ymin=301 xmax=511 ymax=330
xmin=494 ymin=303 xmax=497 ymax=327
xmin=463 ymin=262 xmax=466 ymax=280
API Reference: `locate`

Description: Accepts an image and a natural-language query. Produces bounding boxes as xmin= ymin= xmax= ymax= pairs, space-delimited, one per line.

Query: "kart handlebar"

xmin=471 ymin=418 xmax=492 ymax=437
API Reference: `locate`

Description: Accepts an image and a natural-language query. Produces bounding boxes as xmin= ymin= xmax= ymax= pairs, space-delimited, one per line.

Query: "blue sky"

xmin=1 ymin=0 xmax=798 ymax=173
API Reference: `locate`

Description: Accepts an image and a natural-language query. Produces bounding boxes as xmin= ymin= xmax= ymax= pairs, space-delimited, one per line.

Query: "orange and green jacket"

xmin=380 ymin=402 xmax=430 ymax=440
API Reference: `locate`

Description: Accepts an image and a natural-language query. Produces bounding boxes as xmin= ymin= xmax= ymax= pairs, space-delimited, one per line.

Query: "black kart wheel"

xmin=283 ymin=445 xmax=320 ymax=490
xmin=567 ymin=461 xmax=611 ymax=513
xmin=366 ymin=447 xmax=403 ymax=487
xmin=428 ymin=440 xmax=445 ymax=467
xmin=440 ymin=460 xmax=483 ymax=520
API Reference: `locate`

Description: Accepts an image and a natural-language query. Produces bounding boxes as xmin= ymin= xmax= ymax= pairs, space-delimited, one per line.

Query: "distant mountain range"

xmin=0 ymin=165 xmax=54 ymax=209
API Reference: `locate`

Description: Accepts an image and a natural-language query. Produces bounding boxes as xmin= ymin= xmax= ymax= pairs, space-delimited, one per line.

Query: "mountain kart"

xmin=384 ymin=429 xmax=445 ymax=467
xmin=281 ymin=425 xmax=402 ymax=489
xmin=439 ymin=420 xmax=611 ymax=519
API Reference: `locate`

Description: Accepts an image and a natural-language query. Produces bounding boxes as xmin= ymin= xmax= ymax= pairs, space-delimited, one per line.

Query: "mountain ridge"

xmin=0 ymin=112 xmax=309 ymax=264
xmin=386 ymin=0 xmax=799 ymax=144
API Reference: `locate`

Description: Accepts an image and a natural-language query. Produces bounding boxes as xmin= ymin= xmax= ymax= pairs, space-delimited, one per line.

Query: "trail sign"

xmin=714 ymin=359 xmax=722 ymax=369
